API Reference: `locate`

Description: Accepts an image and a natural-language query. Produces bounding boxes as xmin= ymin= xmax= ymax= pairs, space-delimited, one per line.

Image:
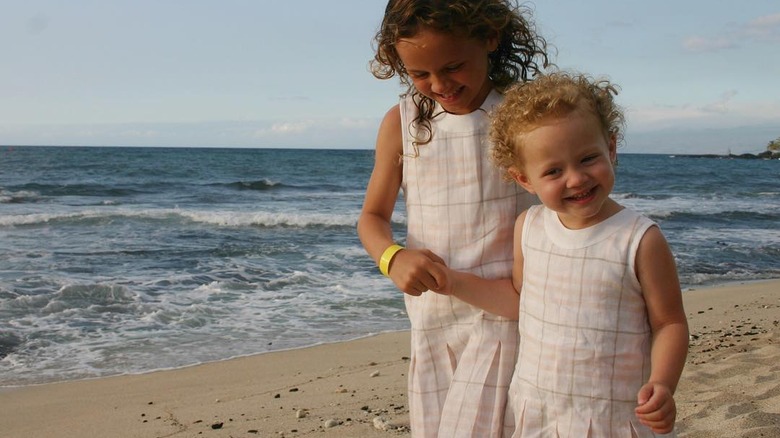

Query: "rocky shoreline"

xmin=679 ymin=150 xmax=780 ymax=160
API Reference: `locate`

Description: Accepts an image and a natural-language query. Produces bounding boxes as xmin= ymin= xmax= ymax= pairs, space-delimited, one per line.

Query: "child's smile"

xmin=513 ymin=108 xmax=620 ymax=229
xmin=435 ymin=86 xmax=465 ymax=105
xmin=566 ymin=186 xmax=598 ymax=203
xmin=395 ymin=27 xmax=496 ymax=115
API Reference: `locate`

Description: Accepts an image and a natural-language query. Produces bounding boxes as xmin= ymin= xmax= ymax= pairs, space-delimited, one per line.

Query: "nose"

xmin=429 ymin=74 xmax=450 ymax=94
xmin=566 ymin=168 xmax=589 ymax=188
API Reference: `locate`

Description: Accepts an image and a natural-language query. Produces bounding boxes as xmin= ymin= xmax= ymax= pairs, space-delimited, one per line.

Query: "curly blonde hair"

xmin=371 ymin=0 xmax=550 ymax=150
xmin=490 ymin=71 xmax=624 ymax=179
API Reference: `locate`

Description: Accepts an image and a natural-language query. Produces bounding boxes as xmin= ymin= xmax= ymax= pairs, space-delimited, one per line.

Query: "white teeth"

xmin=569 ymin=188 xmax=593 ymax=200
xmin=438 ymin=88 xmax=461 ymax=99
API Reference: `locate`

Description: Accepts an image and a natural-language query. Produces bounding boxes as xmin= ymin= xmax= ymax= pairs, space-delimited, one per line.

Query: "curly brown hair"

xmin=371 ymin=0 xmax=550 ymax=149
xmin=490 ymin=71 xmax=625 ymax=180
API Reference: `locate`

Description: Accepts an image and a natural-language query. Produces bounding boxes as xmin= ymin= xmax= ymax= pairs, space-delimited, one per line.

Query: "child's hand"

xmin=388 ymin=248 xmax=447 ymax=296
xmin=428 ymin=263 xmax=454 ymax=296
xmin=635 ymin=382 xmax=676 ymax=434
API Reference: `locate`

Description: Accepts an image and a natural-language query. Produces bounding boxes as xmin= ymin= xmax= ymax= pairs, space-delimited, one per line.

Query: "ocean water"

xmin=1 ymin=146 xmax=778 ymax=386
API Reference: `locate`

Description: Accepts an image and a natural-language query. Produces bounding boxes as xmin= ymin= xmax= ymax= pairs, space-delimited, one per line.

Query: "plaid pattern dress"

xmin=504 ymin=205 xmax=676 ymax=437
xmin=400 ymin=90 xmax=538 ymax=438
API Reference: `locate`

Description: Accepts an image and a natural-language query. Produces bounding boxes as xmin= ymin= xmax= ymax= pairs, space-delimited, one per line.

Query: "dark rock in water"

xmin=0 ymin=332 xmax=22 ymax=360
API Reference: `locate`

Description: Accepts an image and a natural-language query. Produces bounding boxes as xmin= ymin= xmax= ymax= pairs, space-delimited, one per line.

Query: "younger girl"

xmin=357 ymin=0 xmax=548 ymax=436
xmin=437 ymin=72 xmax=689 ymax=436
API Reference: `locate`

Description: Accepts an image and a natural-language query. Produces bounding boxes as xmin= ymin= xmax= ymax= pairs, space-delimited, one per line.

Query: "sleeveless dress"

xmin=504 ymin=205 xmax=676 ymax=437
xmin=400 ymin=89 xmax=538 ymax=438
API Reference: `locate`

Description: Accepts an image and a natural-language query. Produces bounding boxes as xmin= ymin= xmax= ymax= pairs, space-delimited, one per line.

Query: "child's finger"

xmin=635 ymin=383 xmax=655 ymax=410
xmin=423 ymin=249 xmax=446 ymax=266
xmin=426 ymin=264 xmax=448 ymax=292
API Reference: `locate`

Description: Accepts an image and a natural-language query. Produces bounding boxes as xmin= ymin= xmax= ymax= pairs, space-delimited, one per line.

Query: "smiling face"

xmin=395 ymin=27 xmax=497 ymax=115
xmin=512 ymin=107 xmax=620 ymax=229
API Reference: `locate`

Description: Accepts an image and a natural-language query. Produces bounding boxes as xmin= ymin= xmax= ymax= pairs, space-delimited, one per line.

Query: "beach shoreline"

xmin=1 ymin=279 xmax=779 ymax=437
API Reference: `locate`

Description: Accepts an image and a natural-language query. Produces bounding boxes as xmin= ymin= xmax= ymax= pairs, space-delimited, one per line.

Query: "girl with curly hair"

xmin=436 ymin=72 xmax=689 ymax=437
xmin=357 ymin=1 xmax=549 ymax=436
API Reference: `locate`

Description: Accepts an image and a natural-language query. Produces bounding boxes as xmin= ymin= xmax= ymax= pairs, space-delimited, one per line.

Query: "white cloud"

xmin=337 ymin=117 xmax=378 ymax=129
xmin=683 ymin=13 xmax=780 ymax=52
xmin=625 ymin=125 xmax=780 ymax=155
xmin=744 ymin=13 xmax=780 ymax=42
xmin=270 ymin=121 xmax=312 ymax=134
xmin=251 ymin=118 xmax=379 ymax=137
xmin=682 ymin=36 xmax=736 ymax=53
xmin=700 ymin=90 xmax=738 ymax=114
xmin=628 ymin=96 xmax=780 ymax=132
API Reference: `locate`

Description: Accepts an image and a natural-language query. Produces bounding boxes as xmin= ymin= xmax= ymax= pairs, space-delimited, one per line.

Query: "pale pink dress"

xmin=400 ymin=89 xmax=538 ymax=437
xmin=504 ymin=205 xmax=677 ymax=437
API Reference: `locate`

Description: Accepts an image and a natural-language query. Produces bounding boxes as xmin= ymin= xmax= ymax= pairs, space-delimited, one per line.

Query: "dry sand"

xmin=675 ymin=280 xmax=780 ymax=437
xmin=1 ymin=280 xmax=778 ymax=437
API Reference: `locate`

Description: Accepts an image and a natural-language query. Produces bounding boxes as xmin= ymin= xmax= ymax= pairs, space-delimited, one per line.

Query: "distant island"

xmin=682 ymin=150 xmax=780 ymax=160
xmin=684 ymin=136 xmax=780 ymax=160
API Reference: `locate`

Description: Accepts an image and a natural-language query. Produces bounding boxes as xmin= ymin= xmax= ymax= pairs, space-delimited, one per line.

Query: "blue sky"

xmin=1 ymin=0 xmax=778 ymax=154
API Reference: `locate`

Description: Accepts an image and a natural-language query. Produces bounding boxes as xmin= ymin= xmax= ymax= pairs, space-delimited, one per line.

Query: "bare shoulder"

xmin=635 ymin=224 xmax=681 ymax=300
xmin=637 ymin=225 xmax=670 ymax=255
xmin=381 ymin=104 xmax=401 ymax=123
xmin=376 ymin=104 xmax=402 ymax=157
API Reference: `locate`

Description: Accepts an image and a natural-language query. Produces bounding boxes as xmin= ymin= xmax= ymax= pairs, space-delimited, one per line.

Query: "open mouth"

xmin=436 ymin=87 xmax=464 ymax=103
xmin=566 ymin=187 xmax=596 ymax=202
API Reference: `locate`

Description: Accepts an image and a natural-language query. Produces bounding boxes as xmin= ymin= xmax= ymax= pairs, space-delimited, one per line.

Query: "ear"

xmin=486 ymin=33 xmax=499 ymax=53
xmin=508 ymin=167 xmax=535 ymax=194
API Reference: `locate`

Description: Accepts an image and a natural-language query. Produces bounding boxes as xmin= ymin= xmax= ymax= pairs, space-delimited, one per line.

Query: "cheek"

xmin=531 ymin=180 xmax=559 ymax=199
xmin=539 ymin=183 xmax=558 ymax=197
xmin=600 ymin=165 xmax=616 ymax=184
xmin=409 ymin=77 xmax=429 ymax=90
xmin=455 ymin=69 xmax=480 ymax=86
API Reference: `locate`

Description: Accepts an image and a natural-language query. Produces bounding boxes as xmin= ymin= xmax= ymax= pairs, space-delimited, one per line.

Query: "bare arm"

xmin=633 ymin=225 xmax=689 ymax=433
xmin=431 ymin=212 xmax=527 ymax=319
xmin=357 ymin=105 xmax=445 ymax=296
xmin=440 ymin=273 xmax=518 ymax=318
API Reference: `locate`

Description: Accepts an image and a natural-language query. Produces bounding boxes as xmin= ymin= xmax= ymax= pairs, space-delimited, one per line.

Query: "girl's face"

xmin=395 ymin=27 xmax=497 ymax=115
xmin=511 ymin=108 xmax=619 ymax=230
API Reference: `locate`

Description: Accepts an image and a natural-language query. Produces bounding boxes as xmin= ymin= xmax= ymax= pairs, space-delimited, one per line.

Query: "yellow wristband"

xmin=379 ymin=244 xmax=404 ymax=277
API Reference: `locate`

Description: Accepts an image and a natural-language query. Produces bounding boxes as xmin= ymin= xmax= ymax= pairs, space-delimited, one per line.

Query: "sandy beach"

xmin=1 ymin=280 xmax=778 ymax=438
